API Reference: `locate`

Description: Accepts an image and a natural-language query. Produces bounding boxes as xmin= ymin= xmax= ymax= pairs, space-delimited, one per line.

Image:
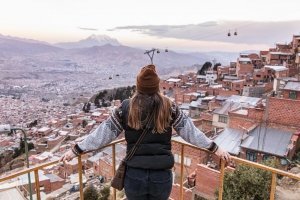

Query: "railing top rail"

xmin=0 ymin=138 xmax=126 ymax=183
xmin=171 ymin=139 xmax=300 ymax=181
xmin=0 ymin=137 xmax=299 ymax=183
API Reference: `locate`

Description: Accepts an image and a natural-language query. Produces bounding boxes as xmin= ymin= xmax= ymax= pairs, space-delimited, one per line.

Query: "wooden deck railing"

xmin=0 ymin=138 xmax=299 ymax=200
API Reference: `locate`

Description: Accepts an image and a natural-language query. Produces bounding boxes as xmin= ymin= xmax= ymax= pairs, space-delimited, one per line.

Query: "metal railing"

xmin=0 ymin=138 xmax=299 ymax=200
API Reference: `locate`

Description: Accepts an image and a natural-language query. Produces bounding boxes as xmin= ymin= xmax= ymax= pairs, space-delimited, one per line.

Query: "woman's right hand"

xmin=59 ymin=149 xmax=77 ymax=162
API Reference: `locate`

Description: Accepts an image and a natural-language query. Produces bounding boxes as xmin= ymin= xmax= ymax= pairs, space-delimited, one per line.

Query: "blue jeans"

xmin=124 ymin=166 xmax=173 ymax=200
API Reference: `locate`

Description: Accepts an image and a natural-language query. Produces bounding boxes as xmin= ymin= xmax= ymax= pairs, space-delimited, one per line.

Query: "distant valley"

xmin=0 ymin=34 xmax=239 ymax=99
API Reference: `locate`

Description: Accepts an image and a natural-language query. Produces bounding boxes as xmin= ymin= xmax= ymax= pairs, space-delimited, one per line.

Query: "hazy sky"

xmin=1 ymin=0 xmax=300 ymax=52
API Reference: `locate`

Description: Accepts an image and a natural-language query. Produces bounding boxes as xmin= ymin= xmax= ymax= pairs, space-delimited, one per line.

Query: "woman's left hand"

xmin=214 ymin=147 xmax=231 ymax=163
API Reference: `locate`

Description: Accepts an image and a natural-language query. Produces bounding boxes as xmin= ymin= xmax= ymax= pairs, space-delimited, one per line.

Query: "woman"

xmin=61 ymin=65 xmax=230 ymax=200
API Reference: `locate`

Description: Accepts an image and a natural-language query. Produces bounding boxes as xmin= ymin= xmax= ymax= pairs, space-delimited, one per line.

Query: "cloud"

xmin=78 ymin=27 xmax=98 ymax=31
xmin=111 ymin=20 xmax=300 ymax=45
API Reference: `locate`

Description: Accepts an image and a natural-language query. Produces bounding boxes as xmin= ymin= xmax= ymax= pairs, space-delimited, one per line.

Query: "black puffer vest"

xmin=120 ymin=99 xmax=174 ymax=169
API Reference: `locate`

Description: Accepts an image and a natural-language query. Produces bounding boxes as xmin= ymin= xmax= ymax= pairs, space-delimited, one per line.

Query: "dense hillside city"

xmin=0 ymin=32 xmax=299 ymax=199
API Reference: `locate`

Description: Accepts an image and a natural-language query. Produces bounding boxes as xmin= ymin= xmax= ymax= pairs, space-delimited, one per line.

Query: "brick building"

xmin=217 ymin=89 xmax=239 ymax=96
xmin=212 ymin=95 xmax=262 ymax=128
xmin=47 ymin=135 xmax=64 ymax=149
xmin=260 ymin=50 xmax=269 ymax=64
xmin=236 ymin=57 xmax=254 ymax=79
xmin=268 ymin=97 xmax=300 ymax=130
xmin=30 ymin=151 xmax=53 ymax=165
xmin=239 ymin=126 xmax=297 ymax=169
xmin=217 ymin=66 xmax=230 ymax=79
xmin=213 ymin=96 xmax=300 ymax=169
xmin=194 ymin=164 xmax=220 ymax=199
xmin=213 ymin=101 xmax=240 ymax=128
xmin=61 ymin=159 xmax=79 ymax=178
xmin=171 ymin=137 xmax=209 ymax=177
xmin=214 ymin=125 xmax=298 ymax=169
xmin=199 ymin=112 xmax=213 ymax=133
xmin=253 ymin=68 xmax=266 ymax=82
xmin=264 ymin=65 xmax=288 ymax=78
xmin=36 ymin=127 xmax=52 ymax=138
xmin=170 ymin=163 xmax=234 ymax=200
xmin=43 ymin=174 xmax=65 ymax=193
xmin=292 ymin=35 xmax=300 ymax=77
xmin=242 ymin=85 xmax=265 ymax=97
xmin=88 ymin=144 xmax=126 ymax=180
xmin=17 ymin=171 xmax=65 ymax=196
xmin=282 ymin=81 xmax=300 ymax=100
xmin=221 ymin=75 xmax=245 ymax=93
xmin=249 ymin=53 xmax=263 ymax=69
xmin=189 ymin=99 xmax=207 ymax=118
xmin=266 ymin=52 xmax=293 ymax=66
xmin=230 ymin=80 xmax=244 ymax=94
xmin=273 ymin=77 xmax=298 ymax=95
xmin=170 ymin=183 xmax=193 ymax=200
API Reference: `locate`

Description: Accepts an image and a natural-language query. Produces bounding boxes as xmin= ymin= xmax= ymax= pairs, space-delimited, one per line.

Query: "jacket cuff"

xmin=207 ymin=142 xmax=218 ymax=153
xmin=73 ymin=144 xmax=84 ymax=155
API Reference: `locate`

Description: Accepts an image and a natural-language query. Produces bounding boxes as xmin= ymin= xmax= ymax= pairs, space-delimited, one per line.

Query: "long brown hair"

xmin=128 ymin=92 xmax=172 ymax=133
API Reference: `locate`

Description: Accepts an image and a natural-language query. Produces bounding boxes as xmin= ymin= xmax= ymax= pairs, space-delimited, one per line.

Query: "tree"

xmin=213 ymin=63 xmax=222 ymax=71
xmin=28 ymin=143 xmax=34 ymax=151
xmin=83 ymin=102 xmax=91 ymax=113
xmin=98 ymin=185 xmax=110 ymax=200
xmin=94 ymin=91 xmax=105 ymax=108
xmin=291 ymin=151 xmax=300 ymax=165
xmin=12 ymin=138 xmax=34 ymax=158
xmin=20 ymin=137 xmax=25 ymax=150
xmin=82 ymin=120 xmax=88 ymax=128
xmin=84 ymin=185 xmax=99 ymax=200
xmin=12 ymin=148 xmax=20 ymax=158
xmin=197 ymin=62 xmax=212 ymax=75
xmin=221 ymin=159 xmax=276 ymax=200
xmin=28 ymin=120 xmax=38 ymax=128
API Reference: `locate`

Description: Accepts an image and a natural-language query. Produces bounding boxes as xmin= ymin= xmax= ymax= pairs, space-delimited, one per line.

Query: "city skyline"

xmin=1 ymin=0 xmax=300 ymax=52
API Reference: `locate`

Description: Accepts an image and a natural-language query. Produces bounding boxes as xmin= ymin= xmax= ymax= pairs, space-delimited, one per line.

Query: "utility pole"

xmin=144 ymin=48 xmax=168 ymax=64
xmin=212 ymin=58 xmax=217 ymax=67
xmin=0 ymin=125 xmax=33 ymax=200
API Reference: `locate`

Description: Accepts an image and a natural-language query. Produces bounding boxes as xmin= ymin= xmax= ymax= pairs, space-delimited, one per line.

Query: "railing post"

xmin=78 ymin=155 xmax=84 ymax=200
xmin=270 ymin=172 xmax=277 ymax=200
xmin=180 ymin=144 xmax=185 ymax=200
xmin=34 ymin=170 xmax=41 ymax=200
xmin=112 ymin=144 xmax=117 ymax=200
xmin=20 ymin=129 xmax=33 ymax=200
xmin=218 ymin=159 xmax=225 ymax=200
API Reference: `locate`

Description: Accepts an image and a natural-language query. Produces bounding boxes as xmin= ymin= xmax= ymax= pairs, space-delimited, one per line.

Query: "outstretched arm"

xmin=172 ymin=104 xmax=214 ymax=149
xmin=77 ymin=112 xmax=123 ymax=152
xmin=172 ymin=103 xmax=230 ymax=161
xmin=60 ymin=106 xmax=123 ymax=162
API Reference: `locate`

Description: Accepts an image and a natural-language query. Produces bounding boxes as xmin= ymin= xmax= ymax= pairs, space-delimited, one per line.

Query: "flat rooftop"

xmin=214 ymin=128 xmax=245 ymax=155
xmin=283 ymin=82 xmax=300 ymax=91
xmin=264 ymin=65 xmax=288 ymax=72
xmin=241 ymin=126 xmax=293 ymax=157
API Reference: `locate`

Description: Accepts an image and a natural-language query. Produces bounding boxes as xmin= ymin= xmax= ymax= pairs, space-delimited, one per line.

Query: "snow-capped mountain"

xmin=55 ymin=34 xmax=121 ymax=49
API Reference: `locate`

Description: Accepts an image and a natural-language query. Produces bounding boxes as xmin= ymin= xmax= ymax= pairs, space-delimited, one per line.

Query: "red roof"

xmin=260 ymin=51 xmax=269 ymax=56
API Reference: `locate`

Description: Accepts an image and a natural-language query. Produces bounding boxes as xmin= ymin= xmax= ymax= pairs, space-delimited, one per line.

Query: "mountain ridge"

xmin=0 ymin=33 xmax=239 ymax=67
xmin=55 ymin=34 xmax=121 ymax=49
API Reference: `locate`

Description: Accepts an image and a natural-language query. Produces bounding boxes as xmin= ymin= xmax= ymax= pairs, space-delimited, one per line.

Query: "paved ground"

xmin=276 ymin=166 xmax=300 ymax=200
xmin=44 ymin=183 xmax=72 ymax=199
xmin=0 ymin=187 xmax=25 ymax=200
xmin=276 ymin=186 xmax=300 ymax=200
